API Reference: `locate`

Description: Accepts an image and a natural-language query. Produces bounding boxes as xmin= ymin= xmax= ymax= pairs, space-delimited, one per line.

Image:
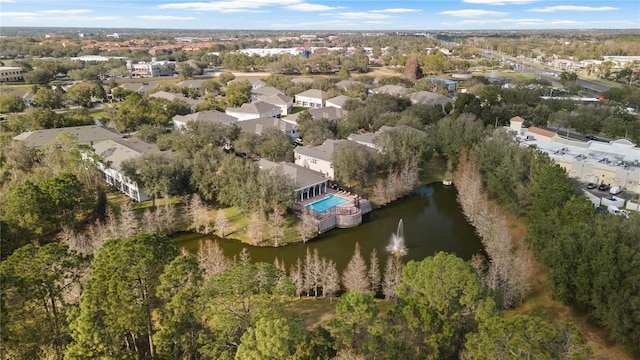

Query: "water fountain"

xmin=386 ymin=219 xmax=408 ymax=257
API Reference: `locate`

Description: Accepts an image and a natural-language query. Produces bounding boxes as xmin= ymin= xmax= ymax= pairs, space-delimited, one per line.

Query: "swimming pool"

xmin=305 ymin=194 xmax=350 ymax=213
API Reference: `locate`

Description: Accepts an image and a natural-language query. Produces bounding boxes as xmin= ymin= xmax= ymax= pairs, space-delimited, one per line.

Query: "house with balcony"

xmin=295 ymin=89 xmax=329 ymax=108
xmin=294 ymin=138 xmax=349 ymax=179
xmin=257 ymin=158 xmax=328 ymax=202
xmin=90 ymin=138 xmax=167 ymax=202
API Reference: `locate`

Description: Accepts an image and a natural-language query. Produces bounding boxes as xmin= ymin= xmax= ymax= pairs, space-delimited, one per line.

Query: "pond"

xmin=173 ymin=183 xmax=483 ymax=272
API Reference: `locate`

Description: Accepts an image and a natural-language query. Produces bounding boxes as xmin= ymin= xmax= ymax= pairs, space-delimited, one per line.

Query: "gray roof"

xmin=235 ymin=117 xmax=297 ymax=135
xmin=294 ymin=138 xmax=348 ymax=162
xmin=326 ymin=95 xmax=356 ymax=108
xmin=229 ymin=77 xmax=265 ymax=86
xmin=408 ymin=91 xmax=452 ymax=106
xmin=148 ymin=91 xmax=199 ymax=106
xmin=13 ymin=125 xmax=122 ymax=148
xmin=177 ymin=79 xmax=207 ymax=89
xmin=348 ymin=125 xmax=427 ymax=147
xmin=258 ymin=159 xmax=326 ymax=190
xmin=334 ymin=80 xmax=362 ymax=90
xmin=2 ymin=89 xmax=35 ymax=102
xmin=288 ymin=107 xmax=347 ymax=123
xmin=118 ymin=82 xmax=158 ymax=94
xmin=173 ymin=110 xmax=237 ymax=125
xmin=226 ymin=101 xmax=280 ymax=115
xmin=372 ymin=85 xmax=408 ymax=96
xmin=252 ymin=86 xmax=285 ymax=97
xmin=257 ymin=93 xmax=293 ymax=106
xmin=295 ymin=89 xmax=329 ymax=99
xmin=92 ymin=138 xmax=162 ymax=171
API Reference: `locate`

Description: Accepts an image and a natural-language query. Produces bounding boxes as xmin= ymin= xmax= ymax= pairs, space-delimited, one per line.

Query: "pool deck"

xmin=298 ymin=189 xmax=358 ymax=209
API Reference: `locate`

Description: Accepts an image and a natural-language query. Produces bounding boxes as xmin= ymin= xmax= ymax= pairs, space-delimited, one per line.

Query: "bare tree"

xmin=273 ymin=257 xmax=286 ymax=272
xmin=214 ymin=209 xmax=229 ymax=238
xmin=247 ymin=211 xmax=265 ymax=245
xmin=368 ymin=248 xmax=381 ymax=294
xmin=59 ymin=225 xmax=93 ymax=256
xmin=372 ymin=178 xmax=388 ymax=206
xmin=159 ymin=196 xmax=176 ymax=234
xmin=142 ymin=209 xmax=155 ymax=233
xmin=321 ymin=258 xmax=340 ymax=300
xmin=119 ymin=200 xmax=138 ymax=238
xmin=197 ymin=240 xmax=231 ymax=277
xmin=303 ymin=248 xmax=322 ymax=298
xmin=104 ymin=206 xmax=119 ymax=239
xmin=269 ymin=207 xmax=286 ymax=247
xmin=342 ymin=243 xmax=370 ymax=293
xmin=289 ymin=258 xmax=305 ymax=297
xmin=188 ymin=193 xmax=206 ymax=233
xmin=298 ymin=212 xmax=317 ymax=243
xmin=382 ymin=255 xmax=403 ymax=302
xmin=239 ymin=247 xmax=251 ymax=265
xmin=454 ymin=149 xmax=532 ymax=308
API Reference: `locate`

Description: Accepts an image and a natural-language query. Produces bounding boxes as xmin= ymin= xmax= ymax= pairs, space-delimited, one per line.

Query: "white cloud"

xmin=39 ymin=9 xmax=93 ymax=14
xmin=365 ymin=20 xmax=391 ymax=24
xmin=529 ymin=5 xmax=618 ymax=12
xmin=333 ymin=12 xmax=393 ymax=19
xmin=439 ymin=9 xmax=507 ymax=17
xmin=463 ymin=0 xmax=534 ymax=5
xmin=139 ymin=15 xmax=196 ymax=20
xmin=0 ymin=11 xmax=39 ymax=17
xmin=159 ymin=0 xmax=301 ymax=12
xmin=371 ymin=8 xmax=420 ymax=13
xmin=285 ymin=3 xmax=341 ymax=11
xmin=0 ymin=0 xmax=15 ymax=2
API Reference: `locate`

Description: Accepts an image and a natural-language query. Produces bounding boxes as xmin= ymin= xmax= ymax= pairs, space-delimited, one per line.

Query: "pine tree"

xmin=342 ymin=243 xmax=370 ymax=293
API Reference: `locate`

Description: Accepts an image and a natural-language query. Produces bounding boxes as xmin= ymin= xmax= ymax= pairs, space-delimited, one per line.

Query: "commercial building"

xmin=0 ymin=66 xmax=24 ymax=82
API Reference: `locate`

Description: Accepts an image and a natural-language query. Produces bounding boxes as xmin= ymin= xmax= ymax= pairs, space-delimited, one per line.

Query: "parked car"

xmin=609 ymin=186 xmax=623 ymax=195
xmin=587 ymin=183 xmax=597 ymax=189
xmin=607 ymin=205 xmax=630 ymax=218
xmin=598 ymin=184 xmax=610 ymax=191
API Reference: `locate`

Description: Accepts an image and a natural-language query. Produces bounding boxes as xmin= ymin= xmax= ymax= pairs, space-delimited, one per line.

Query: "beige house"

xmin=173 ymin=110 xmax=237 ymax=130
xmin=510 ymin=116 xmax=525 ymax=133
xmin=257 ymin=93 xmax=294 ymax=115
xmin=294 ymin=139 xmax=348 ymax=179
xmin=295 ymin=89 xmax=329 ymax=108
xmin=235 ymin=117 xmax=299 ymax=139
xmin=225 ymin=101 xmax=282 ymax=121
xmin=258 ymin=158 xmax=328 ymax=201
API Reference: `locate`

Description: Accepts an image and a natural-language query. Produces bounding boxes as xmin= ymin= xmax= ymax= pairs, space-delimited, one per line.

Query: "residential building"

xmin=326 ymin=95 xmax=358 ymax=109
xmin=225 ymin=101 xmax=281 ymax=121
xmin=370 ymin=84 xmax=408 ymax=96
xmin=91 ymin=138 xmax=164 ymax=202
xmin=0 ymin=66 xmax=24 ymax=82
xmin=252 ymin=86 xmax=285 ymax=99
xmin=126 ymin=58 xmax=175 ymax=77
xmin=235 ymin=117 xmax=299 ymax=139
xmin=407 ymin=91 xmax=452 ymax=107
xmin=294 ymin=139 xmax=349 ymax=179
xmin=426 ymin=77 xmax=458 ymax=92
xmin=525 ymin=126 xmax=558 ymax=142
xmin=334 ymin=80 xmax=363 ymax=91
xmin=148 ymin=91 xmax=199 ymax=110
xmin=229 ymin=77 xmax=265 ymax=90
xmin=347 ymin=125 xmax=426 ymax=150
xmin=117 ymin=82 xmax=159 ymax=95
xmin=287 ymin=107 xmax=347 ymax=124
xmin=176 ymin=79 xmax=208 ymax=90
xmin=295 ymin=89 xmax=329 ymax=108
xmin=258 ymin=159 xmax=328 ymax=201
xmin=257 ymin=93 xmax=294 ymax=115
xmin=13 ymin=125 xmax=122 ymax=149
xmin=173 ymin=110 xmax=237 ymax=130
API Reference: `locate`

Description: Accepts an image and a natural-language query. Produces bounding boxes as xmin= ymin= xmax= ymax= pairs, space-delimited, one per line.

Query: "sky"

xmin=1 ymin=0 xmax=639 ymax=30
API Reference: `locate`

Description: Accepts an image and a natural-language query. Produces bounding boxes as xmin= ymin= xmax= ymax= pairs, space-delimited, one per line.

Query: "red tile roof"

xmin=511 ymin=116 xmax=525 ymax=122
xmin=527 ymin=126 xmax=557 ymax=138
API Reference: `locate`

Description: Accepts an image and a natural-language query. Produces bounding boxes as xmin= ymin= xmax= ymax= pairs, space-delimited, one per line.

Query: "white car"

xmin=609 ymin=186 xmax=623 ymax=195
